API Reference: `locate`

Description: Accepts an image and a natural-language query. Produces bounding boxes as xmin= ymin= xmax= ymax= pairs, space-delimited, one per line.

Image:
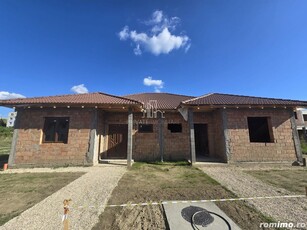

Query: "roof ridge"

xmin=123 ymin=92 xmax=195 ymax=98
xmin=182 ymin=93 xmax=214 ymax=104
xmin=212 ymin=92 xmax=307 ymax=103
xmin=0 ymin=92 xmax=105 ymax=102
xmin=183 ymin=92 xmax=307 ymax=104
xmin=96 ymin=92 xmax=141 ymax=104
xmin=0 ymin=92 xmax=141 ymax=104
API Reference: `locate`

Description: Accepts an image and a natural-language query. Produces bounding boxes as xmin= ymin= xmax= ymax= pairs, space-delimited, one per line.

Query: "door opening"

xmin=194 ymin=124 xmax=209 ymax=157
xmin=106 ymin=124 xmax=128 ymax=159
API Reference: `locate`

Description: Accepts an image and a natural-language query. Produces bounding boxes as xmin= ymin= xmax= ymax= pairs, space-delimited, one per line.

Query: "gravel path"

xmin=0 ymin=165 xmax=126 ymax=230
xmin=198 ymin=165 xmax=307 ymax=225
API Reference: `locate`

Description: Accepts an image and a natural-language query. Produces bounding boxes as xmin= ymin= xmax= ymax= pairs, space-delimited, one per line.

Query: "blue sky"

xmin=1 ymin=0 xmax=307 ymax=117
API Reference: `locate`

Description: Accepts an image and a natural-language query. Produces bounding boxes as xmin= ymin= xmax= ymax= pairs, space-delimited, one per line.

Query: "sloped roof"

xmin=182 ymin=93 xmax=307 ymax=106
xmin=0 ymin=92 xmax=140 ymax=107
xmin=124 ymin=93 xmax=195 ymax=110
xmin=1 ymin=92 xmax=306 ymax=109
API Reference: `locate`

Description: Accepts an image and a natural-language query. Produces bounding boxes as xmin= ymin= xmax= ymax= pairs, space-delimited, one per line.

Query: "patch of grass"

xmin=132 ymin=161 xmax=190 ymax=171
xmin=301 ymin=139 xmax=307 ymax=155
xmin=0 ymin=172 xmax=84 ymax=226
xmin=0 ymin=127 xmax=13 ymax=160
xmin=131 ymin=161 xmax=145 ymax=170
xmin=246 ymin=169 xmax=307 ymax=194
xmin=0 ymin=126 xmax=13 ymax=138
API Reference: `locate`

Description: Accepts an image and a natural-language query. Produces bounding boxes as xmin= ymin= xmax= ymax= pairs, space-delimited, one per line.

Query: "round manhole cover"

xmin=181 ymin=206 xmax=214 ymax=227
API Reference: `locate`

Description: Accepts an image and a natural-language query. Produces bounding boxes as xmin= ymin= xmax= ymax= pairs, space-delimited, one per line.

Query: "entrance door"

xmin=107 ymin=124 xmax=128 ymax=159
xmin=194 ymin=124 xmax=209 ymax=157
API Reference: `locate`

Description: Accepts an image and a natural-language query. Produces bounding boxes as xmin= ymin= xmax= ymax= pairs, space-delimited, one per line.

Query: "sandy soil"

xmin=93 ymin=163 xmax=274 ymax=230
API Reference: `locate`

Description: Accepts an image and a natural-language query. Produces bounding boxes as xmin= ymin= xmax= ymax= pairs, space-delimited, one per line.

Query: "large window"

xmin=138 ymin=124 xmax=153 ymax=133
xmin=247 ymin=117 xmax=273 ymax=143
xmin=43 ymin=117 xmax=69 ymax=143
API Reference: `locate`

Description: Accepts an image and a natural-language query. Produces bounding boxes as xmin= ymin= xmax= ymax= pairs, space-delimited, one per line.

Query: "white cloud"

xmin=134 ymin=44 xmax=142 ymax=55
xmin=148 ymin=10 xmax=163 ymax=24
xmin=118 ymin=10 xmax=191 ymax=56
xmin=143 ymin=76 xmax=164 ymax=93
xmin=0 ymin=91 xmax=26 ymax=100
xmin=71 ymin=84 xmax=89 ymax=94
xmin=118 ymin=26 xmax=129 ymax=40
xmin=185 ymin=43 xmax=191 ymax=53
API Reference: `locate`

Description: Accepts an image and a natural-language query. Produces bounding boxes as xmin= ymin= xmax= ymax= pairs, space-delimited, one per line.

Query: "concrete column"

xmin=102 ymin=112 xmax=108 ymax=156
xmin=127 ymin=108 xmax=133 ymax=168
xmin=8 ymin=109 xmax=20 ymax=167
xmin=158 ymin=113 xmax=164 ymax=162
xmin=87 ymin=109 xmax=98 ymax=165
xmin=290 ymin=111 xmax=303 ymax=163
xmin=188 ymin=109 xmax=196 ymax=164
xmin=221 ymin=109 xmax=230 ymax=162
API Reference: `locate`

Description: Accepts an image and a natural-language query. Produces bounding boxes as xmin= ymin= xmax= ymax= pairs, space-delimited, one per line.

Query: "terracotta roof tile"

xmin=0 ymin=92 xmax=140 ymax=106
xmin=1 ymin=92 xmax=306 ymax=109
xmin=182 ymin=93 xmax=307 ymax=107
xmin=124 ymin=93 xmax=195 ymax=110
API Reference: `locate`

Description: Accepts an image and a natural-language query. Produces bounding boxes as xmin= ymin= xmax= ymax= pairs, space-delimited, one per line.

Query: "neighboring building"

xmin=295 ymin=108 xmax=307 ymax=139
xmin=6 ymin=112 xmax=17 ymax=127
xmin=0 ymin=92 xmax=306 ymax=168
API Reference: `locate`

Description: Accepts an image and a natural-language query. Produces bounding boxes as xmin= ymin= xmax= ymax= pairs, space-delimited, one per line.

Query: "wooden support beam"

xmin=188 ymin=109 xmax=196 ymax=165
xmin=127 ymin=108 xmax=133 ymax=168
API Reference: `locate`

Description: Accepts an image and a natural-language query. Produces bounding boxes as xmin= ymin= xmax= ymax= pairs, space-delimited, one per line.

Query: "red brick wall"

xmin=13 ymin=107 xmax=296 ymax=166
xmin=13 ymin=108 xmax=93 ymax=166
xmin=102 ymin=112 xmax=190 ymax=161
xmin=133 ymin=113 xmax=160 ymax=161
xmin=225 ymin=108 xmax=296 ymax=162
xmin=212 ymin=110 xmax=228 ymax=162
xmin=193 ymin=111 xmax=227 ymax=161
xmin=159 ymin=113 xmax=190 ymax=161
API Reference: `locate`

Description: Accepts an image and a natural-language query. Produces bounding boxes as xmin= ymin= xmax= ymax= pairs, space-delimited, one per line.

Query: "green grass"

xmin=246 ymin=169 xmax=307 ymax=194
xmin=301 ymin=139 xmax=307 ymax=155
xmin=0 ymin=127 xmax=13 ymax=159
xmin=0 ymin=126 xmax=13 ymax=137
xmin=0 ymin=172 xmax=84 ymax=226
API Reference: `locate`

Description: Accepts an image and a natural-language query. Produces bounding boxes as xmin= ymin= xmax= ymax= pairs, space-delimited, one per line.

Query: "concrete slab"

xmin=163 ymin=201 xmax=241 ymax=230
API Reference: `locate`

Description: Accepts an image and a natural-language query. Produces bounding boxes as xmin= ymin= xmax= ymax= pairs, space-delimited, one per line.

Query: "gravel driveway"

xmin=0 ymin=165 xmax=126 ymax=230
xmin=198 ymin=164 xmax=307 ymax=225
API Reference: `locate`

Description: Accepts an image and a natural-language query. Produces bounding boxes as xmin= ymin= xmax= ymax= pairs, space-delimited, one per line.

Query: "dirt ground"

xmin=245 ymin=168 xmax=307 ymax=194
xmin=93 ymin=162 xmax=274 ymax=230
xmin=0 ymin=172 xmax=84 ymax=225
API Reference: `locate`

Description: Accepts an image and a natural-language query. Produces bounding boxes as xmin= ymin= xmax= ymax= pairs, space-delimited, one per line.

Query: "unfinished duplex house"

xmin=1 ymin=92 xmax=306 ymax=168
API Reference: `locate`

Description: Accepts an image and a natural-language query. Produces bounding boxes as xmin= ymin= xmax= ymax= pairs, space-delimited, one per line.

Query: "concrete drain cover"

xmin=163 ymin=201 xmax=241 ymax=230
